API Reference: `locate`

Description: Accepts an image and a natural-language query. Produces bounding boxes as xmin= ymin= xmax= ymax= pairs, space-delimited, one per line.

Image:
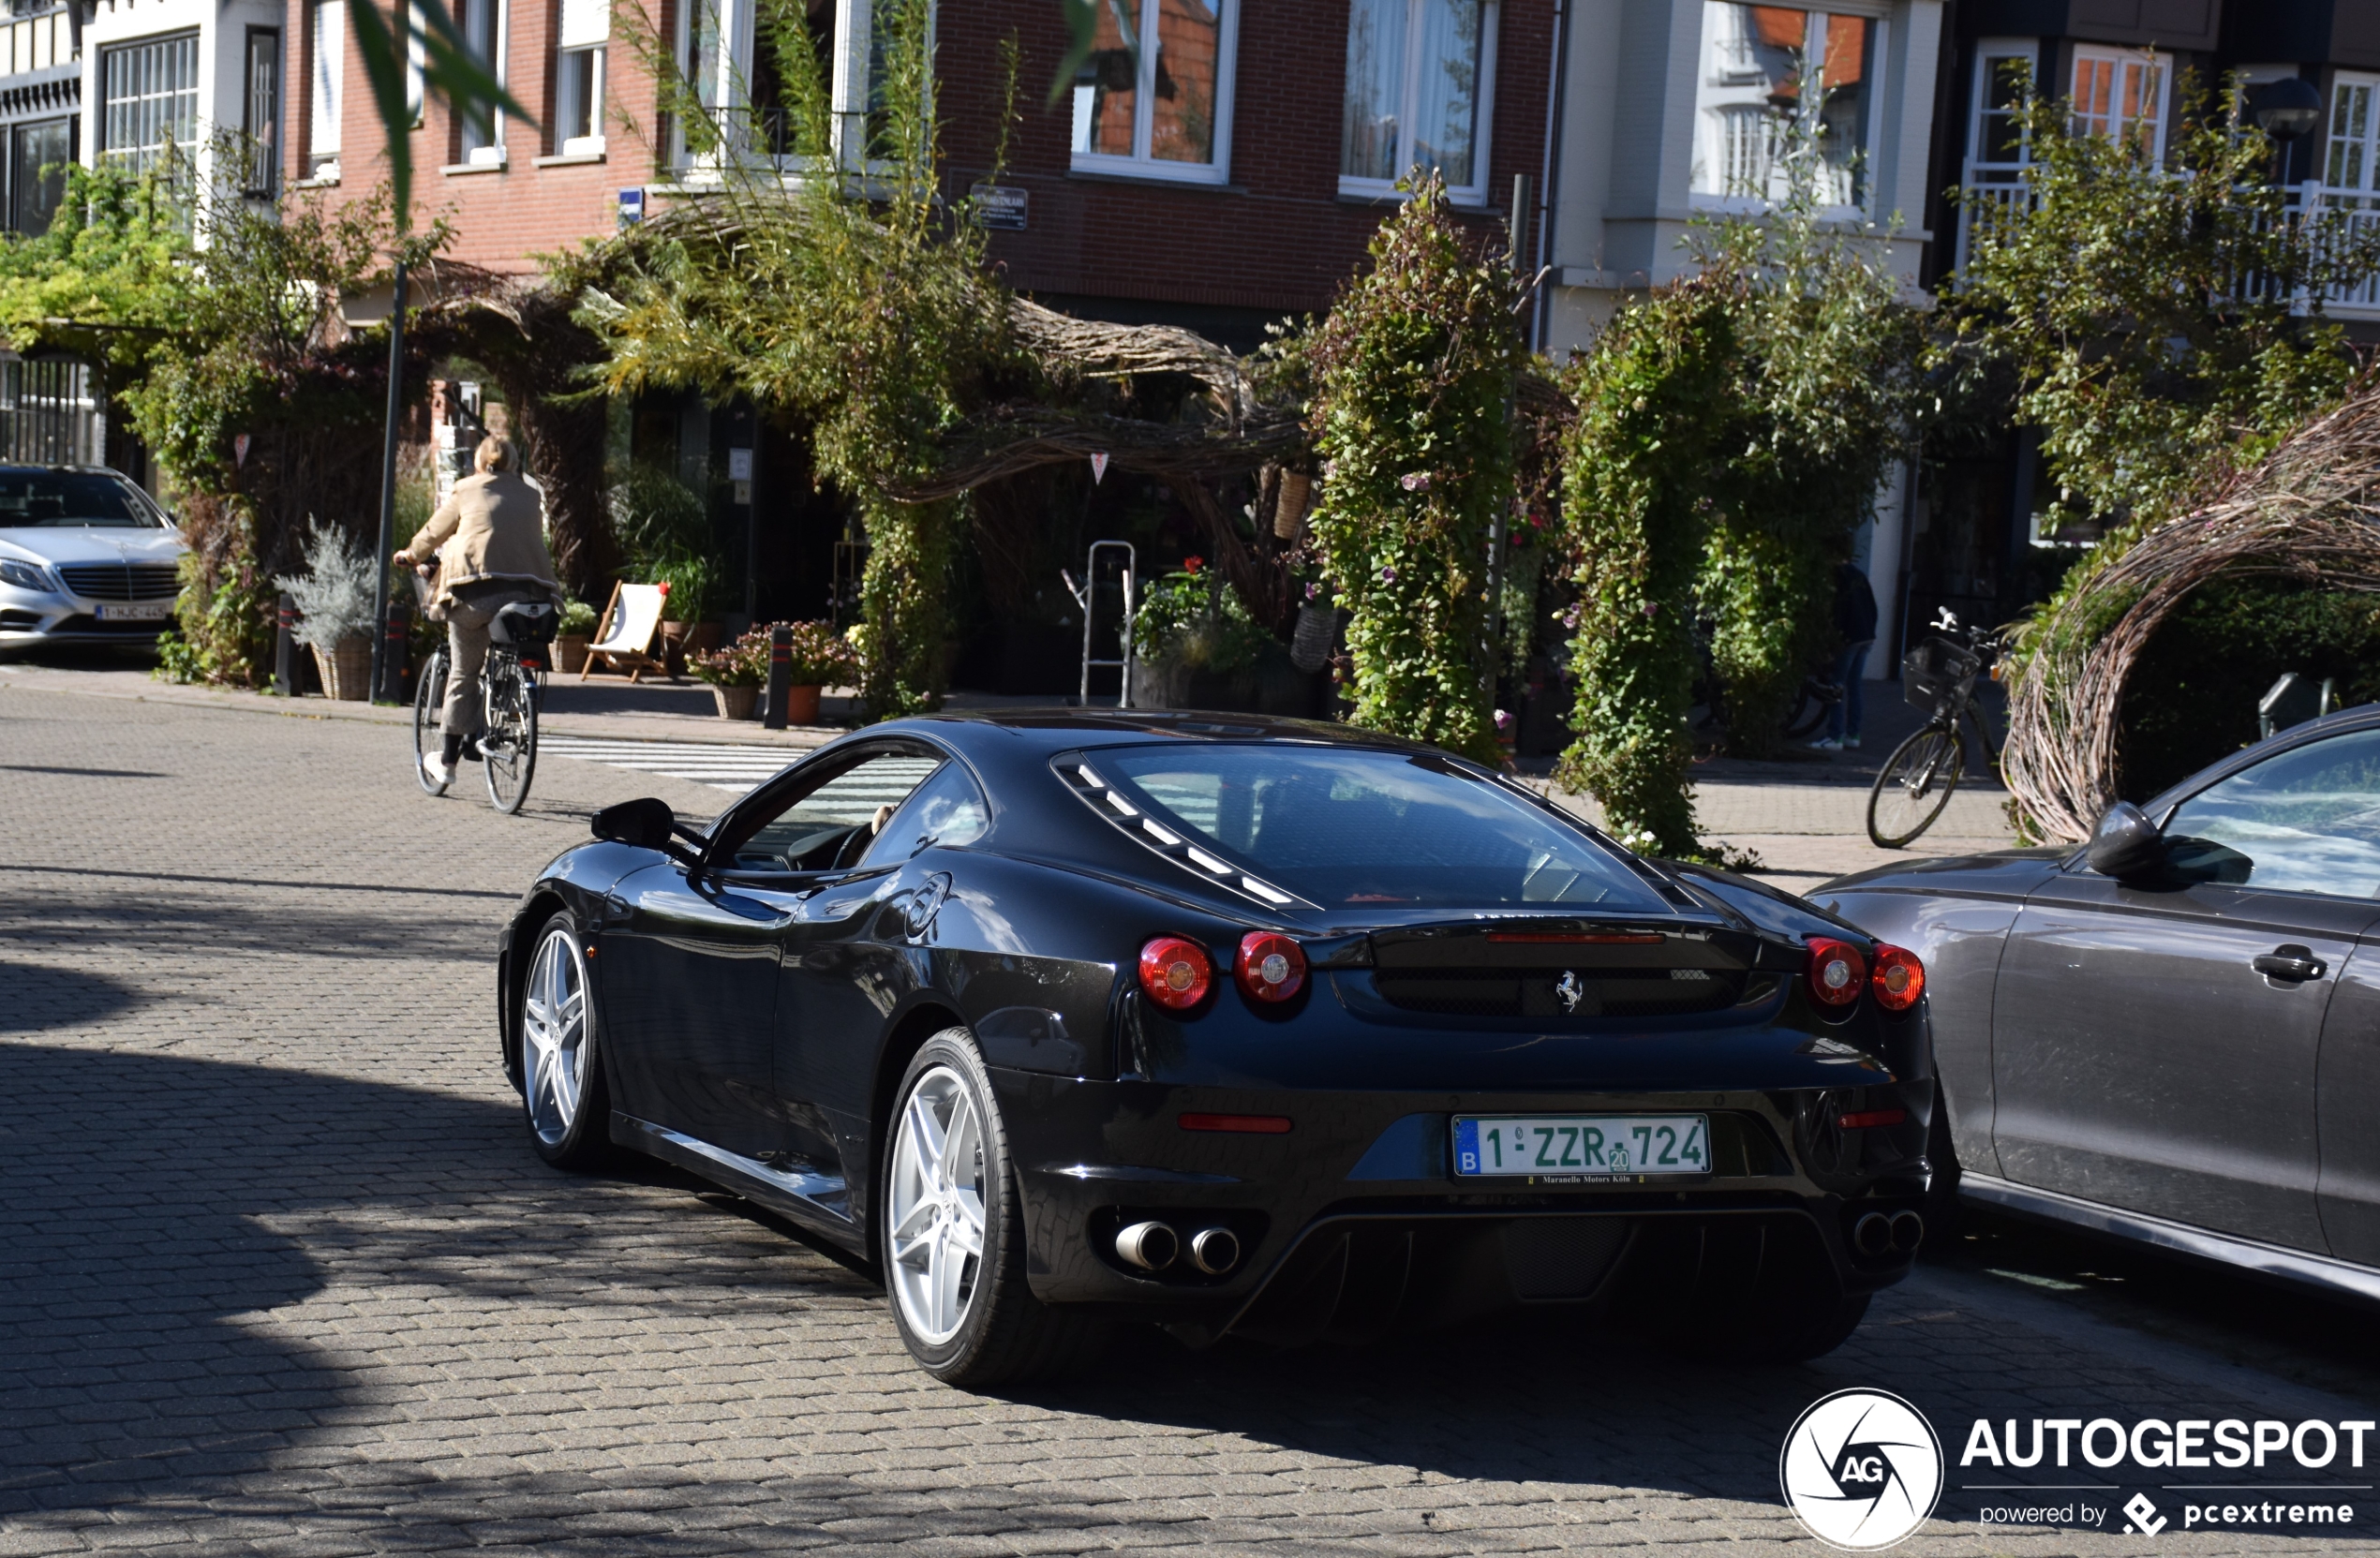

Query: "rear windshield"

xmin=0 ymin=470 xmax=162 ymax=527
xmin=1098 ymin=745 xmax=1665 ymax=911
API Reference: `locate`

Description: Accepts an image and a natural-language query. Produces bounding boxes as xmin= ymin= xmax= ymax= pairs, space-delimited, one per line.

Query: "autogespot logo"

xmin=1780 ymin=1389 xmax=1946 ymax=1551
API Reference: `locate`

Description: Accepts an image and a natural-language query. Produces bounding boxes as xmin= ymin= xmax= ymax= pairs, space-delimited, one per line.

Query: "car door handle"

xmin=2253 ymin=944 xmax=2327 ymax=983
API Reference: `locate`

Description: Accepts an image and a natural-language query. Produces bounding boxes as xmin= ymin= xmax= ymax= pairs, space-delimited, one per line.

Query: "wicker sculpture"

xmin=2003 ymin=383 xmax=2380 ymax=842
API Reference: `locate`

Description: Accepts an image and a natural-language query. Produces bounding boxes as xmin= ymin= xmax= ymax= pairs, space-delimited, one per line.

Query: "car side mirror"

xmin=2087 ymin=801 xmax=2165 ymax=880
xmin=591 ymin=796 xmax=675 ymax=850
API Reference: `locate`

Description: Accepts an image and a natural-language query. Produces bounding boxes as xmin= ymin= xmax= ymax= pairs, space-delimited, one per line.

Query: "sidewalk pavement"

xmin=0 ymin=659 xmax=2024 ymax=888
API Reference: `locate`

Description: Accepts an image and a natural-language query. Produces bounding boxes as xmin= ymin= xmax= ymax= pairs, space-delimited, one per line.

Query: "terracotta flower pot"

xmin=314 ymin=637 xmax=372 ymax=701
xmin=660 ymin=620 xmax=690 ymax=676
xmin=686 ymin=621 xmax=722 ymax=655
xmin=554 ymin=634 xmax=590 ymax=674
xmin=785 ymin=684 xmax=822 ymax=725
xmin=713 ymin=684 xmax=759 ymax=720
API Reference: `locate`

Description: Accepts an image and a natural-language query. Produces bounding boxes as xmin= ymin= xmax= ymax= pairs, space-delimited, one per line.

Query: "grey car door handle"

xmin=2253 ymin=944 xmax=2327 ymax=982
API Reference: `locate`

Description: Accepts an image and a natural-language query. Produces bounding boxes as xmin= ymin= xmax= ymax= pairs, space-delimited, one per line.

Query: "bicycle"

xmin=1866 ymin=608 xmax=2002 ymax=849
xmin=413 ymin=597 xmax=555 ymax=815
xmin=1689 ymin=624 xmax=1846 ymax=741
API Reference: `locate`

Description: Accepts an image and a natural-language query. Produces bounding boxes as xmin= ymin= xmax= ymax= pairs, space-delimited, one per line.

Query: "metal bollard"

xmin=763 ymin=623 xmax=791 ymax=729
xmin=378 ymin=595 xmax=411 ymax=704
xmin=274 ymin=591 xmax=298 ymax=697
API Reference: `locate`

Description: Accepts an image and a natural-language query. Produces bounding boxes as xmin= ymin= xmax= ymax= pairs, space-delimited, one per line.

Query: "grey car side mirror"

xmin=2087 ymin=801 xmax=2165 ymax=880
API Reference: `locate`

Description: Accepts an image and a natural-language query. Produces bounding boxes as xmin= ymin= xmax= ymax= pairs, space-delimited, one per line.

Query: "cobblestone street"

xmin=7 ymin=681 xmax=2380 ymax=1555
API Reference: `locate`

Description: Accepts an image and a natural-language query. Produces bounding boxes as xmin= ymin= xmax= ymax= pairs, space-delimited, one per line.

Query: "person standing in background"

xmin=1811 ymin=558 xmax=1878 ymax=752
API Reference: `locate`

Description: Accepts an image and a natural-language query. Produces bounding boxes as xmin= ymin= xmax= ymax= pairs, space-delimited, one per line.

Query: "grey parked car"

xmin=0 ymin=466 xmax=185 ymax=650
xmin=1821 ymin=705 xmax=2380 ymax=1301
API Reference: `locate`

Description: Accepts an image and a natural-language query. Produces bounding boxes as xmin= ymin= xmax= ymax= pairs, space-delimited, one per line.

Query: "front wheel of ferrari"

xmin=519 ymin=912 xmax=611 ymax=1170
xmin=882 ymin=1031 xmax=1106 ymax=1386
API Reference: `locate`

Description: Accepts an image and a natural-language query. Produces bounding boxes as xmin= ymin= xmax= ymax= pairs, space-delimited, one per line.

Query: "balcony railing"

xmin=1956 ymin=164 xmax=2380 ymax=318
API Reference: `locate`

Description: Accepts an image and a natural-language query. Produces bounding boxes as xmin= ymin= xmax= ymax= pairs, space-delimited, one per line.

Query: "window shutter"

xmin=559 ymin=0 xmax=606 ymax=50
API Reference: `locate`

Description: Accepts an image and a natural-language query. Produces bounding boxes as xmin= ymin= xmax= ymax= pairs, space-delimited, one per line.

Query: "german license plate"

xmin=1453 ymin=1114 xmax=1709 ymax=1179
xmin=96 ymin=601 xmax=172 ymax=621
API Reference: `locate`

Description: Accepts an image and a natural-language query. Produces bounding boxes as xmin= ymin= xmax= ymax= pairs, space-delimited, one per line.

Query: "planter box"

xmin=1129 ymin=645 xmax=1328 ymax=718
xmin=712 ymin=684 xmax=759 ymax=720
xmin=554 ymin=635 xmax=590 ymax=674
xmin=312 ymin=638 xmax=372 ymax=702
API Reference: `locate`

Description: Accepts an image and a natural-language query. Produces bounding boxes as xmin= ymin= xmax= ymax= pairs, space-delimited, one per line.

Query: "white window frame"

xmin=454 ymin=0 xmax=508 ymax=165
xmin=98 ymin=31 xmax=200 ymax=176
xmin=554 ymin=0 xmax=607 ymax=156
xmin=1067 ymin=0 xmax=1238 ymax=185
xmin=1687 ymin=2 xmax=1889 ymax=219
xmin=556 ymin=44 xmax=605 ymax=155
xmin=1335 ymin=0 xmax=1501 ymax=208
xmin=2326 ymin=70 xmax=2380 ymax=197
xmin=675 ymin=0 xmax=885 ymax=173
xmin=1966 ymin=39 xmax=2033 ymax=170
xmin=2067 ymin=43 xmax=2167 ymax=159
xmin=307 ymin=0 xmax=343 ymax=176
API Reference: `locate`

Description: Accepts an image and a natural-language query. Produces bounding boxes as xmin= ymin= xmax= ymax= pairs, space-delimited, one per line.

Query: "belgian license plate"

xmin=96 ymin=601 xmax=171 ymax=621
xmin=1453 ymin=1114 xmax=1710 ymax=1179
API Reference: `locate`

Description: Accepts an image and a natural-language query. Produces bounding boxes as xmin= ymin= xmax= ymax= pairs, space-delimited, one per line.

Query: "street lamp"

xmin=2249 ymin=76 xmax=2324 ymax=142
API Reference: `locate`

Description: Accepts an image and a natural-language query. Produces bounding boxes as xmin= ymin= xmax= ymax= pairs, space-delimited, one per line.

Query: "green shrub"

xmin=1305 ymin=175 xmax=1525 ymax=765
xmin=1554 ymin=278 xmax=1737 ymax=856
xmin=1131 ymin=561 xmax=1273 ymax=675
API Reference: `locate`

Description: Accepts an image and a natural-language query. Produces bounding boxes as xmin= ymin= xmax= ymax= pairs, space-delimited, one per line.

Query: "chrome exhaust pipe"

xmin=1852 ymin=1211 xmax=1893 ymax=1258
xmin=1187 ymin=1226 xmax=1241 ymax=1275
xmin=1889 ymin=1210 xmax=1925 ymax=1254
xmin=1115 ymin=1220 xmax=1179 ymax=1271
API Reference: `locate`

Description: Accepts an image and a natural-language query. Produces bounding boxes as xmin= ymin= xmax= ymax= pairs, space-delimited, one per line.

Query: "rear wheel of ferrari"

xmin=883 ymin=1031 xmax=1105 ymax=1386
xmin=519 ymin=912 xmax=610 ymax=1169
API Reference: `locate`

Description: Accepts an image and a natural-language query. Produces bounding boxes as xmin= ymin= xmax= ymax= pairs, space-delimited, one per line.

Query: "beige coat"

xmin=403 ymin=471 xmax=559 ymax=609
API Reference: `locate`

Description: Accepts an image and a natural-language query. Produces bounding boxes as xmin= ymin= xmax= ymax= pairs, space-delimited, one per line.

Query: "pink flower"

xmin=1399 ymin=471 xmax=1432 ymax=492
xmin=1495 ymin=708 xmax=1513 ymax=730
xmin=1641 ymin=600 xmax=1659 ymax=617
xmin=1379 ymin=566 xmax=1399 ymax=584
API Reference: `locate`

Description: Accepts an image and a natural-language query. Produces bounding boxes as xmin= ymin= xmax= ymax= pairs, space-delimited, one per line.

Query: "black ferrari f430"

xmin=497 ymin=712 xmax=1938 ymax=1384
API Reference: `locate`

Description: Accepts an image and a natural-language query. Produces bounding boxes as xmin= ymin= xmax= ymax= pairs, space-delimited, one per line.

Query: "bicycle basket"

xmin=489 ymin=600 xmax=559 ymax=648
xmin=1902 ymin=637 xmax=1981 ymax=713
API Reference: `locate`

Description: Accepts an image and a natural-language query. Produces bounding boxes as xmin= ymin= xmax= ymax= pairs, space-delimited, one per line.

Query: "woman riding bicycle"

xmin=397 ymin=437 xmax=559 ymax=791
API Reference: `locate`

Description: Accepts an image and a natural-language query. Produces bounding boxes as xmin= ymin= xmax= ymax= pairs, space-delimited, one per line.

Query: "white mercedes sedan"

xmin=0 ymin=466 xmax=186 ymax=651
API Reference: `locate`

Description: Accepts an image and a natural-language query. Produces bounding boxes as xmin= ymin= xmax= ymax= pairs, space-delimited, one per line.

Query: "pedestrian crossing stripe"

xmin=541 ymin=736 xmax=809 ymax=794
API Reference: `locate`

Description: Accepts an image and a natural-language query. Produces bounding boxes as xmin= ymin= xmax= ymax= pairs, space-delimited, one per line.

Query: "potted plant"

xmin=692 ymin=621 xmax=858 ymax=722
xmin=779 ymin=619 xmax=858 ymax=725
xmin=553 ymin=597 xmax=598 ymax=674
xmin=276 ymin=519 xmax=377 ymax=701
xmin=651 ymin=556 xmax=721 ymax=677
xmin=689 ymin=628 xmax=766 ymax=720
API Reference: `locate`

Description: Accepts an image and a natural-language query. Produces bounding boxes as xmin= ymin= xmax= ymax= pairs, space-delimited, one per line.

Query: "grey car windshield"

xmin=0 ymin=470 xmax=162 ymax=527
xmin=1100 ymin=746 xmax=1663 ymax=910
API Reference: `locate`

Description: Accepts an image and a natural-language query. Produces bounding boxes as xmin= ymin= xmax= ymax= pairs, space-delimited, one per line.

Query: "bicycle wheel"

xmin=1783 ymin=680 xmax=1833 ymax=740
xmin=1867 ymin=724 xmax=1965 ymax=849
xmin=483 ymin=654 xmax=539 ymax=815
xmin=413 ymin=647 xmax=450 ymax=795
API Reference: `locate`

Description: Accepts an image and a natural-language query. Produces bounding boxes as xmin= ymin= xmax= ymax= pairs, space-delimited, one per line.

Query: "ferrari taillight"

xmin=1138 ymin=936 xmax=1213 ymax=1011
xmin=1806 ymin=937 xmax=1867 ymax=1009
xmin=1235 ymin=932 xmax=1307 ymax=1003
xmin=1870 ymin=943 xmax=1926 ymax=1012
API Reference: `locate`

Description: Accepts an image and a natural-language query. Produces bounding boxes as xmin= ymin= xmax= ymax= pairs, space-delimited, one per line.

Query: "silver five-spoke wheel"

xmin=522 ymin=924 xmax=589 ymax=1148
xmin=886 ymin=1064 xmax=989 ymax=1345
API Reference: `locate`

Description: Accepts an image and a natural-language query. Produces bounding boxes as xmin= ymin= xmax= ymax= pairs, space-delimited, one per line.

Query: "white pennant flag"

xmin=233 ymin=434 xmax=251 ymax=467
xmin=1091 ymin=451 xmax=1108 ymax=484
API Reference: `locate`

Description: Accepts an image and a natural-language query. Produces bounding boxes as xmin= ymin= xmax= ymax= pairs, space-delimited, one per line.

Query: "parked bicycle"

xmin=1688 ymin=625 xmax=1846 ymax=741
xmin=413 ymin=596 xmax=554 ymax=814
xmin=1867 ymin=608 xmax=2001 ymax=849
